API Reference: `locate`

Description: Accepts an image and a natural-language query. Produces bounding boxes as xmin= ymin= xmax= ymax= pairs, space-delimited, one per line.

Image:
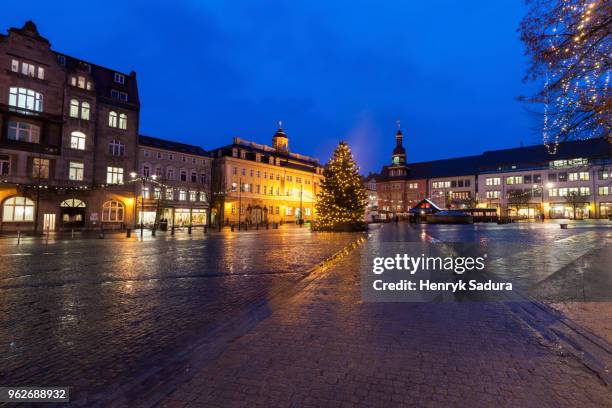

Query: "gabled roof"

xmin=139 ymin=135 xmax=209 ymax=157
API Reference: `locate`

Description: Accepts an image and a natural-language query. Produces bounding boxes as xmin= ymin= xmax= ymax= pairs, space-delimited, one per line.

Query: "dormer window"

xmin=114 ymin=73 xmax=125 ymax=84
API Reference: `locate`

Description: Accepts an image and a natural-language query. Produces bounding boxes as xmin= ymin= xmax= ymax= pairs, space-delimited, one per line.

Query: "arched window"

xmin=108 ymin=111 xmax=117 ymax=127
xmin=102 ymin=200 xmax=124 ymax=222
xmin=118 ymin=113 xmax=127 ymax=130
xmin=81 ymin=102 xmax=90 ymax=120
xmin=70 ymin=131 xmax=86 ymax=150
xmin=2 ymin=196 xmax=35 ymax=222
xmin=60 ymin=199 xmax=86 ymax=208
xmin=70 ymin=99 xmax=80 ymax=118
xmin=8 ymin=87 xmax=43 ymax=112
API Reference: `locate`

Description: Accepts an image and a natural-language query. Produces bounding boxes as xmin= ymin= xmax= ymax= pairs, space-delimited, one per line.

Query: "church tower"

xmin=272 ymin=121 xmax=289 ymax=153
xmin=391 ymin=120 xmax=406 ymax=165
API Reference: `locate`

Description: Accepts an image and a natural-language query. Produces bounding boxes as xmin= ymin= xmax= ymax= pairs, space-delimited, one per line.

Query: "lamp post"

xmin=299 ymin=184 xmax=304 ymax=226
xmin=238 ymin=177 xmax=242 ymax=230
xmin=130 ymin=172 xmax=158 ymax=237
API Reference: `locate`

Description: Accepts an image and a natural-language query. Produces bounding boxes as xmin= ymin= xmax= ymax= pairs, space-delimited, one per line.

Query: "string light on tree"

xmin=520 ymin=0 xmax=610 ymax=154
xmin=314 ymin=141 xmax=367 ymax=231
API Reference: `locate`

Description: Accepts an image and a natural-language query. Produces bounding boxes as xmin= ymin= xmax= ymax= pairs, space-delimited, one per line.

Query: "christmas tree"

xmin=314 ymin=141 xmax=367 ymax=231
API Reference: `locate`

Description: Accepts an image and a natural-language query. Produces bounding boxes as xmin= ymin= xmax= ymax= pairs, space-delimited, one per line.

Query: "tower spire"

xmin=391 ymin=120 xmax=406 ymax=165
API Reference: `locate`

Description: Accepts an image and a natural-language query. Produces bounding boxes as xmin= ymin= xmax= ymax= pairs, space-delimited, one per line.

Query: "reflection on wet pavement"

xmin=0 ymin=229 xmax=359 ymax=403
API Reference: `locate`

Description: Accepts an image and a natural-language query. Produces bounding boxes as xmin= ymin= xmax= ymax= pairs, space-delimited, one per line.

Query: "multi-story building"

xmin=135 ymin=135 xmax=211 ymax=228
xmin=0 ymin=21 xmax=140 ymax=232
xmin=363 ymin=173 xmax=378 ymax=222
xmin=209 ymin=126 xmax=324 ymax=225
xmin=376 ymin=126 xmax=611 ymax=219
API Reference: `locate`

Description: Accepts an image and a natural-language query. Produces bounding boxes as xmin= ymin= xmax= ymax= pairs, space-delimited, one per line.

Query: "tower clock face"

xmin=393 ymin=156 xmax=399 ymax=165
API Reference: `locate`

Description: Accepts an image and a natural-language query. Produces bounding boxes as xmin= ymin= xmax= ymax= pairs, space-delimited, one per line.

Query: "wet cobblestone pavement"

xmin=161 ymin=223 xmax=612 ymax=408
xmin=0 ymin=227 xmax=360 ymax=405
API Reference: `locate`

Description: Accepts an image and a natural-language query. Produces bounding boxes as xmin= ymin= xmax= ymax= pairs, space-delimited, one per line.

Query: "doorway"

xmin=43 ymin=213 xmax=56 ymax=231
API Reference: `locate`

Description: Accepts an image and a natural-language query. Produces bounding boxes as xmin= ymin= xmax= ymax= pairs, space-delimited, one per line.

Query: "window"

xmin=114 ymin=73 xmax=125 ymax=84
xmin=106 ymin=166 xmax=124 ymax=184
xmin=102 ymin=200 xmax=124 ymax=222
xmin=38 ymin=67 xmax=45 ymax=80
xmin=250 ymin=169 xmax=254 ymax=177
xmin=155 ymin=167 xmax=162 ymax=178
xmin=21 ymin=62 xmax=35 ymax=77
xmin=70 ymin=99 xmax=80 ymax=118
xmin=108 ymin=111 xmax=118 ymax=127
xmin=32 ymin=158 xmax=50 ymax=179
xmin=505 ymin=176 xmax=523 ymax=185
xmin=108 ymin=140 xmax=125 ymax=156
xmin=9 ymin=87 xmax=43 ymax=112
xmin=0 ymin=155 xmax=10 ymax=176
xmin=286 ymin=207 xmax=293 ymax=215
xmin=143 ymin=150 xmax=150 ymax=158
xmin=179 ymin=190 xmax=187 ymax=201
xmin=3 ymin=196 xmax=35 ymax=222
xmin=154 ymin=188 xmax=161 ymax=199
xmin=142 ymin=187 xmax=150 ymax=199
xmin=241 ymin=168 xmax=246 ymax=176
xmin=180 ymin=170 xmax=187 ymax=182
xmin=200 ymin=172 xmax=207 ymax=184
xmin=69 ymin=162 xmax=84 ymax=181
xmin=199 ymin=192 xmax=207 ymax=202
xmin=579 ymin=187 xmax=590 ymax=196
xmin=189 ymin=191 xmax=197 ymax=201
xmin=485 ymin=177 xmax=500 ymax=186
xmin=599 ymin=186 xmax=610 ymax=196
xmin=167 ymin=168 xmax=175 ymax=180
xmin=534 ymin=174 xmax=542 ymax=184
xmin=8 ymin=121 xmax=40 ymax=143
xmin=305 ymin=208 xmax=311 ymax=216
xmin=191 ymin=171 xmax=197 ymax=183
xmin=157 ymin=151 xmax=162 ymax=159
xmin=110 ymin=89 xmax=128 ymax=101
xmin=81 ymin=102 xmax=90 ymax=120
xmin=70 ymin=131 xmax=86 ymax=150
xmin=169 ymin=154 xmax=174 ymax=161
xmin=486 ymin=191 xmax=500 ymax=199
xmin=165 ymin=188 xmax=174 ymax=200
xmin=143 ymin=166 xmax=150 ymax=177
xmin=409 ymin=183 xmax=418 ymax=189
xmin=181 ymin=156 xmax=186 ymax=162
xmin=558 ymin=173 xmax=568 ymax=182
xmin=11 ymin=59 xmax=19 ymax=72
xmin=233 ymin=167 xmax=237 ymax=175
xmin=118 ymin=113 xmax=127 ymax=130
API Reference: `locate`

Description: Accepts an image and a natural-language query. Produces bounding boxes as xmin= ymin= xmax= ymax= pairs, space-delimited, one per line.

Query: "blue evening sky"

xmin=2 ymin=0 xmax=540 ymax=173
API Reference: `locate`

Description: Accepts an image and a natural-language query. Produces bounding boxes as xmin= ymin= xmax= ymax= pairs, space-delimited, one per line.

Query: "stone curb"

xmin=78 ymin=233 xmax=367 ymax=408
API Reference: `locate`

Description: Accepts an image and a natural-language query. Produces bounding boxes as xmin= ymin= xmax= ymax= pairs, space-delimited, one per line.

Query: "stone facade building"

xmin=136 ymin=135 xmax=211 ymax=228
xmin=0 ymin=21 xmax=140 ymax=232
xmin=209 ymin=126 xmax=323 ymax=226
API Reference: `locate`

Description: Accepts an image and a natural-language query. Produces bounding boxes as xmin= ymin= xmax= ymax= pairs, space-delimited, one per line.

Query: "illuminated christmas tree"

xmin=314 ymin=141 xmax=367 ymax=231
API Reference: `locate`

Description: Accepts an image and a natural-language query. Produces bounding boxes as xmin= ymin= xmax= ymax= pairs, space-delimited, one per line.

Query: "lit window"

xmin=108 ymin=140 xmax=125 ymax=156
xmin=108 ymin=111 xmax=118 ymax=127
xmin=70 ymin=131 xmax=86 ymax=150
xmin=118 ymin=113 xmax=127 ymax=130
xmin=69 ymin=162 xmax=84 ymax=181
xmin=81 ymin=102 xmax=90 ymax=120
xmin=77 ymin=76 xmax=86 ymax=89
xmin=32 ymin=158 xmax=50 ymax=179
xmin=199 ymin=192 xmax=207 ymax=202
xmin=70 ymin=99 xmax=80 ymax=118
xmin=154 ymin=188 xmax=161 ymax=199
xmin=599 ymin=186 xmax=610 ymax=196
xmin=106 ymin=166 xmax=124 ymax=184
xmin=8 ymin=87 xmax=43 ymax=112
xmin=2 ymin=196 xmax=35 ymax=222
xmin=142 ymin=187 xmax=150 ymax=199
xmin=102 ymin=200 xmax=124 ymax=222
xmin=37 ymin=67 xmax=45 ymax=80
xmin=189 ymin=191 xmax=197 ymax=201
xmin=179 ymin=190 xmax=187 ymax=201
xmin=155 ymin=167 xmax=162 ymax=178
xmin=114 ymin=73 xmax=125 ymax=84
xmin=11 ymin=59 xmax=19 ymax=72
xmin=8 ymin=121 xmax=40 ymax=143
xmin=165 ymin=188 xmax=174 ymax=200
xmin=21 ymin=62 xmax=35 ymax=77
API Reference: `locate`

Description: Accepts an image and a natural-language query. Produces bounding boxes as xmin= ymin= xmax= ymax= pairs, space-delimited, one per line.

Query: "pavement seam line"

xmin=87 ymin=233 xmax=367 ymax=408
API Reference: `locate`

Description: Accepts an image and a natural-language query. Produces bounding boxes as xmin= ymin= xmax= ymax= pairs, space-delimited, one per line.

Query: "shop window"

xmin=2 ymin=196 xmax=34 ymax=222
xmin=102 ymin=200 xmax=124 ymax=222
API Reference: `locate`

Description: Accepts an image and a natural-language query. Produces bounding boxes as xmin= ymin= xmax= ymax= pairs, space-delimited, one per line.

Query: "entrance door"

xmin=252 ymin=207 xmax=263 ymax=224
xmin=43 ymin=213 xmax=56 ymax=231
